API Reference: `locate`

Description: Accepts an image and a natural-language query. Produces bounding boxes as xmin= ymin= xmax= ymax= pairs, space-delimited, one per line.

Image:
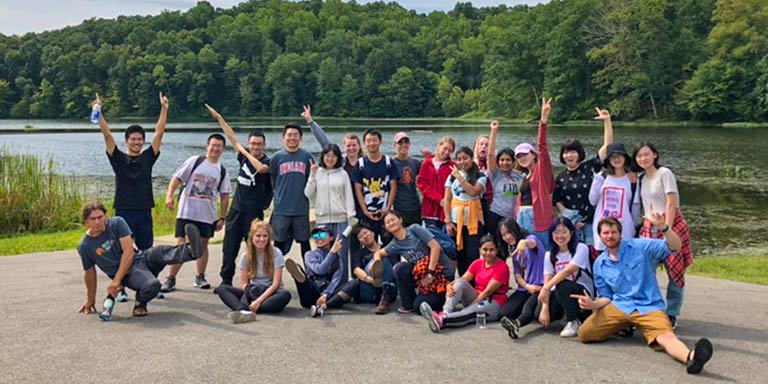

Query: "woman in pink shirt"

xmin=419 ymin=234 xmax=510 ymax=333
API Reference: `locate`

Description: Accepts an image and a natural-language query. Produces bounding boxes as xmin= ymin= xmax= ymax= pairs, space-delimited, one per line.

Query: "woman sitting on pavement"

xmin=218 ymin=220 xmax=292 ymax=324
xmin=419 ymin=234 xmax=509 ymax=333
xmin=374 ymin=211 xmax=456 ymax=314
xmin=323 ymin=223 xmax=393 ymax=314
xmin=500 ymin=217 xmax=594 ymax=338
xmin=284 ymin=224 xmax=345 ymax=318
xmin=497 ymin=218 xmax=545 ymax=329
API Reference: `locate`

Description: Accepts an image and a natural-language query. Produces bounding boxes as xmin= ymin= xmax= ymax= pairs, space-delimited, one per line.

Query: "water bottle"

xmin=476 ymin=300 xmax=487 ymax=329
xmin=90 ymin=103 xmax=101 ymax=124
xmin=100 ymin=295 xmax=115 ymax=322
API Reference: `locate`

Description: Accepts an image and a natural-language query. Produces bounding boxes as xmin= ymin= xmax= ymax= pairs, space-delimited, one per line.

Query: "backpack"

xmin=357 ymin=155 xmax=392 ymax=173
xmin=179 ymin=156 xmax=227 ymax=198
xmin=425 ymin=224 xmax=458 ymax=261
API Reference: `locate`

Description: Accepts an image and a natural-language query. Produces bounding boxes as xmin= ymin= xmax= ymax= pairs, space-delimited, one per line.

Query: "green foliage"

xmin=0 ymin=0 xmax=764 ymax=121
xmin=688 ymin=255 xmax=768 ymax=285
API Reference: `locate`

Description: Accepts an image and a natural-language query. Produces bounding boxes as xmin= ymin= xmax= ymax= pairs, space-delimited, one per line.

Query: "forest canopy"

xmin=0 ymin=0 xmax=766 ymax=122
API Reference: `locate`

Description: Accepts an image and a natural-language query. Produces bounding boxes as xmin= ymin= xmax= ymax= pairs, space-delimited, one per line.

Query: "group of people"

xmin=76 ymin=94 xmax=712 ymax=374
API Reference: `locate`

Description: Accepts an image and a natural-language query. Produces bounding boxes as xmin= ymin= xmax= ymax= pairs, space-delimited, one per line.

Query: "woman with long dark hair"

xmin=497 ymin=218 xmax=545 ymax=322
xmin=486 ymin=120 xmax=524 ymax=240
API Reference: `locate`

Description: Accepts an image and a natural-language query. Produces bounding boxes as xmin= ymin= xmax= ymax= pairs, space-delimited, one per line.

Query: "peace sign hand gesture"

xmin=594 ymin=107 xmax=611 ymax=121
xmin=301 ymin=105 xmax=313 ymax=124
xmin=541 ymin=96 xmax=553 ymax=123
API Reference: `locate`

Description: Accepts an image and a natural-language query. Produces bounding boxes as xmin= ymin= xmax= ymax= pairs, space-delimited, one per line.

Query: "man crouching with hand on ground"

xmin=572 ymin=206 xmax=713 ymax=374
xmin=77 ymin=202 xmax=203 ymax=319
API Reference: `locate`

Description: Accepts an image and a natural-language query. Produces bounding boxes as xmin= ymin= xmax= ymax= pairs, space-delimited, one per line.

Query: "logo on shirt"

xmin=601 ymin=186 xmax=626 ymax=219
xmin=401 ymin=166 xmax=414 ymax=184
xmin=279 ymin=161 xmax=307 ymax=176
xmin=189 ymin=174 xmax=217 ymax=200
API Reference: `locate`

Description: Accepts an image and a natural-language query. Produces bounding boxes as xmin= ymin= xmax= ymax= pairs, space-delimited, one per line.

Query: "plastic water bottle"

xmin=476 ymin=300 xmax=487 ymax=329
xmin=100 ymin=295 xmax=115 ymax=322
xmin=90 ymin=103 xmax=101 ymax=124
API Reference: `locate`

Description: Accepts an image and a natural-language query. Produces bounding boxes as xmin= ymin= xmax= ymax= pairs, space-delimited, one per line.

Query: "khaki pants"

xmin=578 ymin=303 xmax=673 ymax=350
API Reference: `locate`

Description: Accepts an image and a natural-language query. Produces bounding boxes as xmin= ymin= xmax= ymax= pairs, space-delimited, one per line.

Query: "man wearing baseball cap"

xmin=393 ymin=132 xmax=422 ymax=227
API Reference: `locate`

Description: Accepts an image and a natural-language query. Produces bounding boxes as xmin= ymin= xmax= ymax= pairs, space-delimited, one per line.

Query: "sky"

xmin=0 ymin=1 xmax=545 ymax=36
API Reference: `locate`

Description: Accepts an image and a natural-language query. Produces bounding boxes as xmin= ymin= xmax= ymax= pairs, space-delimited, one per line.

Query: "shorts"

xmin=270 ymin=214 xmax=310 ymax=243
xmin=175 ymin=218 xmax=215 ymax=239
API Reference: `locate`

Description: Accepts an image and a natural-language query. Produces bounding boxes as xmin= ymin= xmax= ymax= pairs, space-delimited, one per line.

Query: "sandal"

xmin=133 ymin=303 xmax=148 ymax=317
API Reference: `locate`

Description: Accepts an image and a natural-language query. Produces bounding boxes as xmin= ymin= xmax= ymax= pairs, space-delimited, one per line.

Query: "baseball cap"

xmin=394 ymin=132 xmax=410 ymax=144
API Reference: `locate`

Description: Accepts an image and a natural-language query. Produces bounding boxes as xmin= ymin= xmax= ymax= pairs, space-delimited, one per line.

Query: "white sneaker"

xmin=560 ymin=320 xmax=580 ymax=338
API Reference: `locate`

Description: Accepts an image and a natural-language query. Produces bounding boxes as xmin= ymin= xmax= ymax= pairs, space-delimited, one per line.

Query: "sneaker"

xmin=284 ymin=259 xmax=306 ymax=283
xmin=156 ymin=291 xmax=165 ymax=299
xmin=501 ymin=317 xmax=519 ymax=339
xmin=686 ymin=338 xmax=713 ymax=374
xmin=374 ymin=295 xmax=390 ymax=315
xmin=227 ymin=310 xmax=256 ymax=324
xmin=419 ymin=302 xmax=443 ymax=333
xmin=397 ymin=306 xmax=414 ymax=314
xmin=160 ymin=276 xmax=176 ymax=293
xmin=560 ymin=320 xmax=580 ymax=338
xmin=184 ymin=223 xmax=203 ymax=260
xmin=309 ymin=305 xmax=325 ymax=318
xmin=370 ymin=259 xmax=384 ymax=288
xmin=194 ymin=274 xmax=211 ymax=289
xmin=116 ymin=289 xmax=128 ymax=303
xmin=668 ymin=315 xmax=678 ymax=330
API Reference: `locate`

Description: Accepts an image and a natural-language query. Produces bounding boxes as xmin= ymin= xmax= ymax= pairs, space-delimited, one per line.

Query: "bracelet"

xmin=661 ymin=225 xmax=670 ymax=233
xmin=427 ymin=268 xmax=436 ymax=275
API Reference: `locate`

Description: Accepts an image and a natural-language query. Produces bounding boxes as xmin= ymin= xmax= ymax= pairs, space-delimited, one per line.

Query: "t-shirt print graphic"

xmin=601 ymin=186 xmax=625 ymax=219
xmin=401 ymin=166 xmax=414 ymax=184
xmin=363 ymin=177 xmax=386 ymax=211
xmin=189 ymin=173 xmax=217 ymax=200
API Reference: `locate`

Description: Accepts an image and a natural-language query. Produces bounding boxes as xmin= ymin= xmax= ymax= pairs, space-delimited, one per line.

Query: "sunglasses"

xmin=312 ymin=231 xmax=329 ymax=239
xmin=515 ymin=152 xmax=530 ymax=159
xmin=397 ymin=139 xmax=410 ymax=145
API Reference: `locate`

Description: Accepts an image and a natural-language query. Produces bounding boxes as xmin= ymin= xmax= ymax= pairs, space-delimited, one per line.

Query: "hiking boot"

xmin=560 ymin=320 xmax=580 ymax=338
xmin=116 ymin=289 xmax=128 ymax=303
xmin=160 ymin=276 xmax=176 ymax=293
xmin=228 ymin=310 xmax=256 ymax=324
xmin=370 ymin=259 xmax=384 ymax=288
xmin=284 ymin=259 xmax=306 ymax=283
xmin=501 ymin=317 xmax=520 ymax=339
xmin=668 ymin=315 xmax=678 ymax=330
xmin=686 ymin=338 xmax=713 ymax=374
xmin=419 ymin=302 xmax=443 ymax=333
xmin=310 ymin=305 xmax=324 ymax=318
xmin=184 ymin=224 xmax=203 ymax=260
xmin=194 ymin=274 xmax=211 ymax=289
xmin=374 ymin=295 xmax=390 ymax=315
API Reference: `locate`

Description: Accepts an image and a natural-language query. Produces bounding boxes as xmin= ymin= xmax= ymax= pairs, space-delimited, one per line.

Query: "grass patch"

xmin=688 ymin=255 xmax=768 ymax=285
xmin=0 ymin=197 xmax=177 ymax=256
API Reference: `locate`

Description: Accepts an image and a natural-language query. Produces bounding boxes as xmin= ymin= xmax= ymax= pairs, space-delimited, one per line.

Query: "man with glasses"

xmin=205 ymin=105 xmax=273 ymax=291
xmin=392 ymin=132 xmax=422 ymax=227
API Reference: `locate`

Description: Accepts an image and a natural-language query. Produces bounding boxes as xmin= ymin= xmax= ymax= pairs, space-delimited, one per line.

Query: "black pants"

xmin=123 ymin=244 xmax=194 ymax=304
xmin=453 ymin=225 xmax=483 ymax=276
xmin=485 ymin=211 xmax=505 ymax=242
xmin=499 ymin=290 xmax=531 ymax=319
xmin=217 ymin=284 xmax=291 ymax=313
xmin=393 ymin=261 xmax=448 ymax=311
xmin=220 ymin=208 xmax=263 ymax=286
xmin=293 ymin=277 xmax=324 ymax=309
xmin=326 ymin=279 xmax=398 ymax=308
xmin=552 ymin=280 xmax=592 ymax=322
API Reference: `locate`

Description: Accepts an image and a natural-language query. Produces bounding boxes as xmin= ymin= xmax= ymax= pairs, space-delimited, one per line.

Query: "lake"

xmin=1 ymin=118 xmax=766 ymax=258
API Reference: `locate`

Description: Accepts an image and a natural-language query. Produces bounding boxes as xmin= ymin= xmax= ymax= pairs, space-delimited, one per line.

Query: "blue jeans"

xmin=666 ymin=275 xmax=684 ymax=317
xmin=517 ymin=208 xmax=550 ymax=251
xmin=359 ymin=258 xmax=395 ymax=302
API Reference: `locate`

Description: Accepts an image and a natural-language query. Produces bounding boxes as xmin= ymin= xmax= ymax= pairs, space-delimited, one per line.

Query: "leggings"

xmin=217 ymin=284 xmax=291 ymax=313
xmin=499 ymin=290 xmax=532 ymax=319
xmin=441 ymin=278 xmax=501 ymax=328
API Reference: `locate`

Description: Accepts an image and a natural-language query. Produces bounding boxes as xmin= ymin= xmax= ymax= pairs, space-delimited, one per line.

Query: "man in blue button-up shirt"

xmin=571 ymin=210 xmax=713 ymax=375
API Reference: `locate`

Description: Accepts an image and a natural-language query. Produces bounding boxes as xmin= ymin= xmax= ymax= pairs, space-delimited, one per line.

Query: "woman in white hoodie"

xmin=305 ymin=144 xmax=358 ymax=280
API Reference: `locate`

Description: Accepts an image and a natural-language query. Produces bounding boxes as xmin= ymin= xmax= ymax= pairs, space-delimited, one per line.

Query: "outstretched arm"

xmin=152 ymin=92 xmax=170 ymax=155
xmin=302 ymin=105 xmax=331 ymax=150
xmin=594 ymin=107 xmax=613 ymax=161
xmin=95 ymin=93 xmax=116 ymax=156
xmin=206 ymin=104 xmax=268 ymax=173
xmin=487 ymin=120 xmax=499 ymax=174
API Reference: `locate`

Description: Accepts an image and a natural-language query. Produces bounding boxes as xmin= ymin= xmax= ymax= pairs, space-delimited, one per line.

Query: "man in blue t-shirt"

xmin=76 ymin=202 xmax=203 ymax=318
xmin=572 ymin=215 xmax=713 ymax=375
xmin=352 ymin=128 xmax=400 ymax=246
xmin=392 ymin=132 xmax=422 ymax=227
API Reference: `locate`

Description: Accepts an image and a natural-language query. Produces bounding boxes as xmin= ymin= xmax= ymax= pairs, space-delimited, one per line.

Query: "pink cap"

xmin=394 ymin=132 xmax=409 ymax=144
xmin=514 ymin=143 xmax=535 ymax=156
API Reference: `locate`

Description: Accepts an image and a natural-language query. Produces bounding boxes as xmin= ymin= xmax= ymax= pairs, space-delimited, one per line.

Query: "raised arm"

xmin=151 ymin=92 xmax=169 ymax=155
xmin=301 ymin=105 xmax=331 ymax=150
xmin=594 ymin=107 xmax=613 ymax=161
xmin=647 ymin=203 xmax=681 ymax=252
xmin=487 ymin=120 xmax=499 ymax=174
xmin=206 ymin=103 xmax=268 ymax=173
xmin=95 ymin=93 xmax=116 ymax=156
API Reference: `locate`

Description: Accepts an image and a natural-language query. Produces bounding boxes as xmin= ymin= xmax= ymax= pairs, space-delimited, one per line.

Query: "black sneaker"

xmin=501 ymin=317 xmax=519 ymax=339
xmin=160 ymin=276 xmax=176 ymax=293
xmin=686 ymin=338 xmax=713 ymax=374
xmin=668 ymin=315 xmax=678 ymax=330
xmin=194 ymin=274 xmax=211 ymax=289
xmin=184 ymin=224 xmax=203 ymax=260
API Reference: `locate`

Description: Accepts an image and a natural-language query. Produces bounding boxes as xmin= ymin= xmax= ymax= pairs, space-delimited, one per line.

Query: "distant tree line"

xmin=0 ymin=0 xmax=766 ymax=122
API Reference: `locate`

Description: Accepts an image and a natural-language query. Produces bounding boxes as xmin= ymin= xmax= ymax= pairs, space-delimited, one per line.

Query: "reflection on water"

xmin=1 ymin=120 xmax=766 ymax=258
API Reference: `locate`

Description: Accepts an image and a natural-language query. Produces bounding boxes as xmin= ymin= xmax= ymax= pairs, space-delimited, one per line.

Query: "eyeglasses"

xmin=312 ymin=232 xmax=329 ymax=239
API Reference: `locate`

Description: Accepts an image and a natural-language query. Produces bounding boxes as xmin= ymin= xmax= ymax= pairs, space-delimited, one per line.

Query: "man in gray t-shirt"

xmin=77 ymin=202 xmax=202 ymax=318
xmin=392 ymin=132 xmax=422 ymax=227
